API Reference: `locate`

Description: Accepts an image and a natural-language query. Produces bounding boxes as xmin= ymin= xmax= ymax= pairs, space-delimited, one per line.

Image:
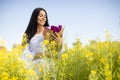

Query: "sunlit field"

xmin=0 ymin=31 xmax=120 ymax=80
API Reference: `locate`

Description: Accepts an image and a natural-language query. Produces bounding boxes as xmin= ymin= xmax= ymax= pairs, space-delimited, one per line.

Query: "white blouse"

xmin=22 ymin=32 xmax=44 ymax=61
xmin=29 ymin=32 xmax=44 ymax=54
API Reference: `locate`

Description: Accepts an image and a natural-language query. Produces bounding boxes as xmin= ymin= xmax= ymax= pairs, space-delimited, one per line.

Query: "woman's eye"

xmin=39 ymin=15 xmax=46 ymax=19
xmin=39 ymin=15 xmax=42 ymax=17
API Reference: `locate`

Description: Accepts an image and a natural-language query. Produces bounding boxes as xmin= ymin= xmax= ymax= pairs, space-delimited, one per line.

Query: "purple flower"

xmin=50 ymin=25 xmax=62 ymax=33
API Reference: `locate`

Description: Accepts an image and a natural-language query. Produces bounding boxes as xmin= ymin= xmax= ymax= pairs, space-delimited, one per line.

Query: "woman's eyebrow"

xmin=40 ymin=14 xmax=46 ymax=16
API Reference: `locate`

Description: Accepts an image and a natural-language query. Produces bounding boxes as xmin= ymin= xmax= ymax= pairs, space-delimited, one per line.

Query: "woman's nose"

xmin=42 ymin=17 xmax=45 ymax=20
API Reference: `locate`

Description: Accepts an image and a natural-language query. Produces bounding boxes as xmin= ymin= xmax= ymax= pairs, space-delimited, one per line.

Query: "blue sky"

xmin=0 ymin=0 xmax=120 ymax=49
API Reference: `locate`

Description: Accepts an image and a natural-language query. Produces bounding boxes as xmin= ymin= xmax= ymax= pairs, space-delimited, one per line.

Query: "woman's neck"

xmin=37 ymin=25 xmax=44 ymax=33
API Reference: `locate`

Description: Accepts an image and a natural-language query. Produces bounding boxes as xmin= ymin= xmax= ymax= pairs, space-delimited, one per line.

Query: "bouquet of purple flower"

xmin=50 ymin=25 xmax=62 ymax=33
xmin=44 ymin=25 xmax=63 ymax=40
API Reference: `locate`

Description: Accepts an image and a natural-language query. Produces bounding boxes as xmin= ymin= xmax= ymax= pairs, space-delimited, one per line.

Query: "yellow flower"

xmin=105 ymin=29 xmax=112 ymax=41
xmin=27 ymin=69 xmax=36 ymax=76
xmin=118 ymin=56 xmax=120 ymax=60
xmin=61 ymin=53 xmax=68 ymax=60
xmin=105 ymin=64 xmax=109 ymax=70
xmin=105 ymin=71 xmax=111 ymax=77
xmin=0 ymin=72 xmax=9 ymax=80
xmin=22 ymin=33 xmax=28 ymax=45
xmin=0 ymin=47 xmax=7 ymax=53
xmin=39 ymin=67 xmax=43 ymax=72
xmin=91 ymin=70 xmax=96 ymax=75
xmin=100 ymin=57 xmax=107 ymax=64
xmin=51 ymin=40 xmax=56 ymax=45
xmin=109 ymin=52 xmax=112 ymax=57
xmin=105 ymin=77 xmax=112 ymax=80
xmin=105 ymin=33 xmax=109 ymax=39
xmin=19 ymin=69 xmax=25 ymax=74
xmin=10 ymin=77 xmax=18 ymax=80
xmin=43 ymin=40 xmax=49 ymax=45
xmin=86 ymin=51 xmax=93 ymax=58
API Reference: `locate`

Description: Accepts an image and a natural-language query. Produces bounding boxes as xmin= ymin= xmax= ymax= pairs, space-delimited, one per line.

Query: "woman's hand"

xmin=51 ymin=28 xmax=64 ymax=45
xmin=50 ymin=28 xmax=64 ymax=52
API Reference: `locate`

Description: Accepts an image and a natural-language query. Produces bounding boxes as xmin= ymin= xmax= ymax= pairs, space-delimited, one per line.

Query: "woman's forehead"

xmin=39 ymin=10 xmax=46 ymax=15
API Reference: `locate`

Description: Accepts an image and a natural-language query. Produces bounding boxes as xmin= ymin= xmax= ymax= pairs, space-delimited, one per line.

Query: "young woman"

xmin=22 ymin=7 xmax=63 ymax=60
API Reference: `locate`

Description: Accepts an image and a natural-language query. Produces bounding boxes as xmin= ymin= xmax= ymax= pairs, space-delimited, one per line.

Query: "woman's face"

xmin=37 ymin=10 xmax=47 ymax=26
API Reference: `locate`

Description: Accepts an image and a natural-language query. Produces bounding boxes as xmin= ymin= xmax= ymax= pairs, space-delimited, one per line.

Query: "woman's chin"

xmin=39 ymin=24 xmax=45 ymax=26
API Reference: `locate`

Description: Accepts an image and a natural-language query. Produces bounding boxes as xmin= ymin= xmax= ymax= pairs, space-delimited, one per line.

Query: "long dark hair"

xmin=23 ymin=8 xmax=49 ymax=44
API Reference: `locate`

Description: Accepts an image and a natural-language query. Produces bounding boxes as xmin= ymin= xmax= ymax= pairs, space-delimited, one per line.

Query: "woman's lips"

xmin=40 ymin=20 xmax=45 ymax=23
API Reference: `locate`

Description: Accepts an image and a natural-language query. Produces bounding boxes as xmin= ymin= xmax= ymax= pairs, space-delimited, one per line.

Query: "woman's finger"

xmin=51 ymin=33 xmax=62 ymax=42
xmin=58 ymin=27 xmax=64 ymax=37
xmin=52 ymin=37 xmax=58 ymax=42
xmin=61 ymin=27 xmax=64 ymax=34
xmin=51 ymin=33 xmax=58 ymax=39
xmin=55 ymin=32 xmax=60 ymax=37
